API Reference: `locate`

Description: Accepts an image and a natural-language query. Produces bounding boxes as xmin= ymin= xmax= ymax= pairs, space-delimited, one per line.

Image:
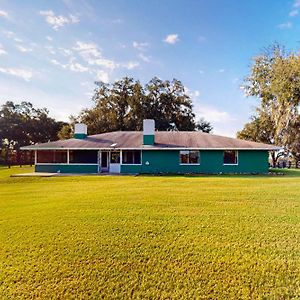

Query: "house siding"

xmin=35 ymin=150 xmax=269 ymax=174
xmin=35 ymin=164 xmax=98 ymax=173
xmin=121 ymin=150 xmax=269 ymax=174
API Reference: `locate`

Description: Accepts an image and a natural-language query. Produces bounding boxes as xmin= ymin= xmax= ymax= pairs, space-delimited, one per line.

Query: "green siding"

xmin=74 ymin=133 xmax=87 ymax=139
xmin=35 ymin=164 xmax=98 ymax=173
xmin=143 ymin=135 xmax=155 ymax=145
xmin=121 ymin=150 xmax=269 ymax=174
xmin=35 ymin=150 xmax=269 ymax=174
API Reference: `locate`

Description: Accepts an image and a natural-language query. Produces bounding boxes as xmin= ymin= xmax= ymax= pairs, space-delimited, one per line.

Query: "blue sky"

xmin=0 ymin=0 xmax=299 ymax=136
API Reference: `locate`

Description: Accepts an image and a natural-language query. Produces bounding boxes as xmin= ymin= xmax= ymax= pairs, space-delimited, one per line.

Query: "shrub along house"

xmin=21 ymin=119 xmax=279 ymax=174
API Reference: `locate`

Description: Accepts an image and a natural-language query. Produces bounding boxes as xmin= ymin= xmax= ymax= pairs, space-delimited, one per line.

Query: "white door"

xmin=110 ymin=151 xmax=120 ymax=173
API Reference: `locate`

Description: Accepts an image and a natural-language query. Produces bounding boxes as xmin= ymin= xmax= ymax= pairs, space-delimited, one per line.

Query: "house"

xmin=21 ymin=119 xmax=279 ymax=174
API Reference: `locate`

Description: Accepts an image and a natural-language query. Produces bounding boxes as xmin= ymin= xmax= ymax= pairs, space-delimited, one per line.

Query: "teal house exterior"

xmin=22 ymin=120 xmax=279 ymax=174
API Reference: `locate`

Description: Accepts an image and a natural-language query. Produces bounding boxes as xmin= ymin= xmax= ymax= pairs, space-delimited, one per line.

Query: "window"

xmin=223 ymin=150 xmax=238 ymax=165
xmin=180 ymin=150 xmax=200 ymax=164
xmin=110 ymin=151 xmax=120 ymax=163
xmin=122 ymin=150 xmax=141 ymax=164
xmin=69 ymin=150 xmax=98 ymax=164
xmin=37 ymin=150 xmax=67 ymax=163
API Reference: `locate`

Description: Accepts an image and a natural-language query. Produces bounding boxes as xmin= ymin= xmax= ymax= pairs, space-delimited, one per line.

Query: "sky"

xmin=0 ymin=0 xmax=299 ymax=137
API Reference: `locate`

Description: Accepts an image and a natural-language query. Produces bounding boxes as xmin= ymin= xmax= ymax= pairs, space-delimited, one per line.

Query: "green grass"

xmin=0 ymin=167 xmax=300 ymax=299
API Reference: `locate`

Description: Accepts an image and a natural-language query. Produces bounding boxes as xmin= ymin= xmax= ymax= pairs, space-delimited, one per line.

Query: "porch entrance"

xmin=100 ymin=151 xmax=109 ymax=173
xmin=109 ymin=151 xmax=121 ymax=173
xmin=99 ymin=151 xmax=121 ymax=173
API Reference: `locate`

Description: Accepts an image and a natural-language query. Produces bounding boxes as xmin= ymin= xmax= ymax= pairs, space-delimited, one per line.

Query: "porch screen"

xmin=37 ymin=150 xmax=67 ymax=163
xmin=69 ymin=150 xmax=98 ymax=164
xmin=122 ymin=150 xmax=141 ymax=164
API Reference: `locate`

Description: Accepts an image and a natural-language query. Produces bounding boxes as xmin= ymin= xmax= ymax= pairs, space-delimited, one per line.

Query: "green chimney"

xmin=74 ymin=123 xmax=87 ymax=139
xmin=143 ymin=119 xmax=155 ymax=145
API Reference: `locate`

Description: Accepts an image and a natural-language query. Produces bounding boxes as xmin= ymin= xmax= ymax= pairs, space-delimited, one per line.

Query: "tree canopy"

xmin=238 ymin=45 xmax=300 ymax=163
xmin=0 ymin=101 xmax=65 ymax=164
xmin=64 ymin=77 xmax=212 ymax=136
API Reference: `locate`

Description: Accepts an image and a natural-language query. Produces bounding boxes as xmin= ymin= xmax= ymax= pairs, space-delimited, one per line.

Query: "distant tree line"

xmin=0 ymin=101 xmax=66 ymax=166
xmin=0 ymin=77 xmax=213 ymax=165
xmin=237 ymin=44 xmax=300 ymax=166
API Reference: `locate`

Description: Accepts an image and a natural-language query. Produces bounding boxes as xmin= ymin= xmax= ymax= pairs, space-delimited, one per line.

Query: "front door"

xmin=101 ymin=151 xmax=109 ymax=173
xmin=109 ymin=151 xmax=121 ymax=173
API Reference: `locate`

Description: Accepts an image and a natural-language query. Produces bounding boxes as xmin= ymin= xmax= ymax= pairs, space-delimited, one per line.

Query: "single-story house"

xmin=21 ymin=119 xmax=279 ymax=174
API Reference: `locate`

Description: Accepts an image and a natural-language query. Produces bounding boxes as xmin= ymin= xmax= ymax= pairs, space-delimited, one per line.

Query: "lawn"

xmin=0 ymin=167 xmax=300 ymax=299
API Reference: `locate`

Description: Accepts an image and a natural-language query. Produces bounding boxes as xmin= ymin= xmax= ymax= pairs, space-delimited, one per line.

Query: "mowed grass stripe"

xmin=0 ymin=167 xmax=300 ymax=299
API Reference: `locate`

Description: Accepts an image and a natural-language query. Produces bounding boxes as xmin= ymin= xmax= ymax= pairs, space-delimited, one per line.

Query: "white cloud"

xmin=0 ymin=44 xmax=6 ymax=55
xmin=14 ymin=37 xmax=23 ymax=43
xmin=50 ymin=58 xmax=89 ymax=73
xmin=163 ymin=34 xmax=179 ymax=44
xmin=293 ymin=0 xmax=300 ymax=7
xmin=2 ymin=30 xmax=23 ymax=42
xmin=122 ymin=61 xmax=139 ymax=70
xmin=72 ymin=41 xmax=117 ymax=69
xmin=139 ymin=53 xmax=150 ymax=62
xmin=69 ymin=60 xmax=89 ymax=72
xmin=218 ymin=69 xmax=225 ymax=73
xmin=58 ymin=47 xmax=73 ymax=56
xmin=39 ymin=10 xmax=80 ymax=30
xmin=133 ymin=41 xmax=149 ymax=51
xmin=0 ymin=67 xmax=33 ymax=81
xmin=46 ymin=36 xmax=53 ymax=41
xmin=289 ymin=9 xmax=298 ymax=16
xmin=277 ymin=22 xmax=292 ymax=29
xmin=0 ymin=10 xmax=8 ymax=19
xmin=96 ymin=70 xmax=109 ymax=83
xmin=195 ymin=104 xmax=234 ymax=124
xmin=2 ymin=30 xmax=15 ymax=38
xmin=45 ymin=45 xmax=56 ymax=55
xmin=16 ymin=45 xmax=33 ymax=53
xmin=73 ymin=41 xmax=137 ymax=70
xmin=186 ymin=88 xmax=200 ymax=98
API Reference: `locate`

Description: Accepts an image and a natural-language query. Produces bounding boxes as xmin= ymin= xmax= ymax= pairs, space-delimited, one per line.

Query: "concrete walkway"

xmin=11 ymin=172 xmax=137 ymax=177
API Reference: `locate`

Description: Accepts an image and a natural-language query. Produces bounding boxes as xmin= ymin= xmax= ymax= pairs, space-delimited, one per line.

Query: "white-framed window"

xmin=180 ymin=150 xmax=200 ymax=165
xmin=122 ymin=150 xmax=141 ymax=165
xmin=223 ymin=150 xmax=238 ymax=165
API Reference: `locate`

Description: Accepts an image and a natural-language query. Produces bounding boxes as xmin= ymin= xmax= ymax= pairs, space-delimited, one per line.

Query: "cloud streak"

xmin=0 ymin=10 xmax=9 ymax=19
xmin=0 ymin=44 xmax=6 ymax=55
xmin=39 ymin=10 xmax=79 ymax=30
xmin=164 ymin=34 xmax=179 ymax=44
xmin=0 ymin=67 xmax=33 ymax=81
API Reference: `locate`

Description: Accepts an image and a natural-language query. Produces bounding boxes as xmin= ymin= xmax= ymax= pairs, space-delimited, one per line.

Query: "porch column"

xmin=67 ymin=150 xmax=70 ymax=164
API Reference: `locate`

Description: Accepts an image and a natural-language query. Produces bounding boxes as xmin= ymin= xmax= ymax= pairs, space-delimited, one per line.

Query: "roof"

xmin=21 ymin=131 xmax=280 ymax=151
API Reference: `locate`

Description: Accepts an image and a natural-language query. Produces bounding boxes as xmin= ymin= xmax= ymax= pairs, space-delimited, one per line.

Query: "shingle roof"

xmin=21 ymin=131 xmax=280 ymax=150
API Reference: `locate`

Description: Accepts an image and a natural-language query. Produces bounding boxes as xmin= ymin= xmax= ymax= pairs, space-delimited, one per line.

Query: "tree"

xmin=72 ymin=77 xmax=212 ymax=134
xmin=239 ymin=44 xmax=300 ymax=164
xmin=0 ymin=101 xmax=65 ymax=165
xmin=196 ymin=118 xmax=213 ymax=133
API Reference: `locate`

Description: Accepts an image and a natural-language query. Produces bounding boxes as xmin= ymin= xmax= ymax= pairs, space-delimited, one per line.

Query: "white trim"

xmin=121 ymin=150 xmax=142 ymax=165
xmin=67 ymin=150 xmax=70 ymax=164
xmin=179 ymin=150 xmax=200 ymax=165
xmin=34 ymin=150 xmax=37 ymax=165
xmin=22 ymin=147 xmax=281 ymax=151
xmin=223 ymin=150 xmax=239 ymax=166
xmin=35 ymin=163 xmax=98 ymax=165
